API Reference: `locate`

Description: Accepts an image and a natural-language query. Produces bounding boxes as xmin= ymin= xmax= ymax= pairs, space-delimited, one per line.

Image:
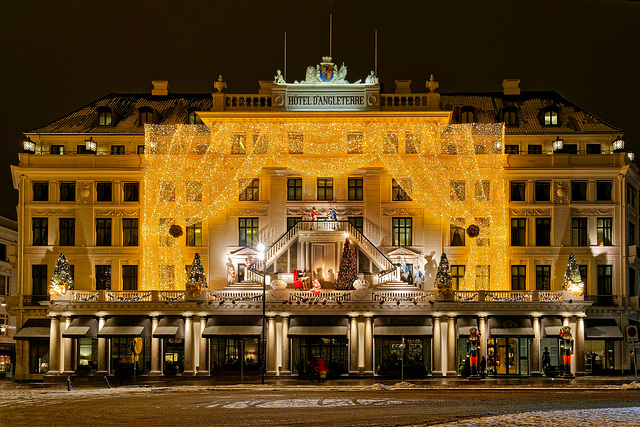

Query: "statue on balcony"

xmin=226 ymin=258 xmax=236 ymax=286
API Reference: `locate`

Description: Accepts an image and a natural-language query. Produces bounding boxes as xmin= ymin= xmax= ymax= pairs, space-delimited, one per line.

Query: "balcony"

xmin=585 ymin=295 xmax=619 ymax=307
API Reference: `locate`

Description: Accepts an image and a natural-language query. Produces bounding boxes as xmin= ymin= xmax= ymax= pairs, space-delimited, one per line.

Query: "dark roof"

xmin=26 ymin=90 xmax=621 ymax=135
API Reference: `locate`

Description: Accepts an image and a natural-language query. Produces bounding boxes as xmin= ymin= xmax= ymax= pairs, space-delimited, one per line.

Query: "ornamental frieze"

xmin=553 ymin=181 xmax=570 ymax=204
xmin=286 ymin=207 xmax=363 ymax=216
xmin=382 ymin=208 xmax=422 ymax=216
xmin=510 ymin=208 xmax=551 ymax=216
xmin=95 ymin=209 xmax=139 ymax=217
xmin=229 ymin=208 xmax=269 ymax=217
xmin=32 ymin=209 xmax=76 ymax=216
xmin=571 ymin=208 xmax=614 ymax=216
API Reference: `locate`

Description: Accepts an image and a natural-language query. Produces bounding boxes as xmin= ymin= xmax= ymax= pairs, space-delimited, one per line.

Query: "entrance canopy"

xmin=288 ymin=316 xmax=348 ymax=337
xmin=585 ymin=319 xmax=623 ymax=339
xmin=202 ymin=316 xmax=262 ymax=337
xmin=541 ymin=317 xmax=563 ymax=338
xmin=489 ymin=317 xmax=534 ymax=337
xmin=153 ymin=316 xmax=185 ymax=339
xmin=98 ymin=316 xmax=151 ymax=338
xmin=14 ymin=318 xmax=49 ymax=340
xmin=62 ymin=317 xmax=98 ymax=338
xmin=374 ymin=316 xmax=432 ymax=336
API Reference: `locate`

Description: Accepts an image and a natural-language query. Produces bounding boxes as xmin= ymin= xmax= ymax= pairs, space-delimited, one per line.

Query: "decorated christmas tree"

xmin=186 ymin=253 xmax=207 ymax=296
xmin=434 ymin=252 xmax=453 ymax=297
xmin=562 ymin=253 xmax=584 ymax=296
xmin=49 ymin=253 xmax=74 ymax=297
xmin=335 ymin=239 xmax=357 ymax=290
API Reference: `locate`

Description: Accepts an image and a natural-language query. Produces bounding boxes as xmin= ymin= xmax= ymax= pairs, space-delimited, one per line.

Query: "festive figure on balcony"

xmin=414 ymin=265 xmax=424 ymax=288
xmin=311 ymin=279 xmax=322 ymax=295
xmin=186 ymin=253 xmax=207 ymax=297
xmin=434 ymin=253 xmax=453 ymax=298
xmin=562 ymin=253 xmax=584 ymax=297
xmin=226 ymin=257 xmax=236 ymax=286
xmin=560 ymin=326 xmax=574 ymax=377
xmin=468 ymin=327 xmax=480 ymax=378
xmin=329 ymin=208 xmax=338 ymax=221
xmin=49 ymin=253 xmax=74 ymax=298
xmin=336 ymin=239 xmax=357 ymax=290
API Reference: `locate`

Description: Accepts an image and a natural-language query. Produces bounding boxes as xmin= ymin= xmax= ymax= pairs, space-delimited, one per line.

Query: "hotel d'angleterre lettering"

xmin=271 ymin=56 xmax=381 ymax=112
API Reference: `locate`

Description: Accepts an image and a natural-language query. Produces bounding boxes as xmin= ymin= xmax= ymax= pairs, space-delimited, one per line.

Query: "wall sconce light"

xmin=612 ymin=135 xmax=625 ymax=152
xmin=85 ymin=137 xmax=97 ymax=153
xmin=553 ymin=136 xmax=564 ymax=152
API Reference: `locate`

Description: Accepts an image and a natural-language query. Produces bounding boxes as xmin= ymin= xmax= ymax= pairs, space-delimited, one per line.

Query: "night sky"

xmin=1 ymin=0 xmax=638 ymax=221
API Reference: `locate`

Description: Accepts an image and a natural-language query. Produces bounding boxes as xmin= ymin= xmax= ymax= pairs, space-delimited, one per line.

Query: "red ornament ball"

xmin=466 ymin=224 xmax=480 ymax=238
xmin=169 ymin=224 xmax=184 ymax=238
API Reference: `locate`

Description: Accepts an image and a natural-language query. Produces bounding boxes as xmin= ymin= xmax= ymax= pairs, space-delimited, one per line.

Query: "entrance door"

xmin=236 ymin=263 xmax=245 ymax=283
xmin=488 ymin=337 xmax=530 ymax=376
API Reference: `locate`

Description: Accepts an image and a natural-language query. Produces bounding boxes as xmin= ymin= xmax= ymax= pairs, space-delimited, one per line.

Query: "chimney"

xmin=152 ymin=80 xmax=170 ymax=96
xmin=502 ymin=79 xmax=520 ymax=95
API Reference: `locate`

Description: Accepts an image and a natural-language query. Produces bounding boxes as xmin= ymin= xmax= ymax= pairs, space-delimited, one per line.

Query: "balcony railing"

xmin=585 ymin=295 xmax=619 ymax=307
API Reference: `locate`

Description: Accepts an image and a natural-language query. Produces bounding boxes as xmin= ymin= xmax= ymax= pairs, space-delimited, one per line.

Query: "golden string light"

xmin=143 ymin=120 xmax=506 ymax=291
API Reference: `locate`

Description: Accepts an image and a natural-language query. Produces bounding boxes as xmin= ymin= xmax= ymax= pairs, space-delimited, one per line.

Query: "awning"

xmin=153 ymin=316 xmax=185 ymax=339
xmin=14 ymin=318 xmax=50 ymax=340
xmin=374 ymin=316 xmax=432 ymax=336
xmin=62 ymin=317 xmax=98 ymax=338
xmin=489 ymin=317 xmax=534 ymax=337
xmin=457 ymin=317 xmax=478 ymax=337
xmin=202 ymin=316 xmax=263 ymax=337
xmin=541 ymin=317 xmax=563 ymax=338
xmin=98 ymin=316 xmax=151 ymax=338
xmin=288 ymin=316 xmax=348 ymax=337
xmin=586 ymin=319 xmax=623 ymax=339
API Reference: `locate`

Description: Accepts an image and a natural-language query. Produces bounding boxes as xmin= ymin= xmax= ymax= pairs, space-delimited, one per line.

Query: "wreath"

xmin=466 ymin=224 xmax=480 ymax=238
xmin=169 ymin=224 xmax=184 ymax=238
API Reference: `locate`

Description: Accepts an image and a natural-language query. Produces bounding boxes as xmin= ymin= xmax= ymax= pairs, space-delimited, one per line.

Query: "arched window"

xmin=460 ymin=106 xmax=475 ymax=123
xmin=543 ymin=109 xmax=559 ymax=126
xmin=187 ymin=109 xmax=203 ymax=125
xmin=98 ymin=108 xmax=112 ymax=126
xmin=502 ymin=107 xmax=518 ymax=126
xmin=139 ymin=107 xmax=155 ymax=125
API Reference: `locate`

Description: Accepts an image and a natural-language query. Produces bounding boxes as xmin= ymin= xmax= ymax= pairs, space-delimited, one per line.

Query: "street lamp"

xmin=257 ymin=243 xmax=266 ymax=385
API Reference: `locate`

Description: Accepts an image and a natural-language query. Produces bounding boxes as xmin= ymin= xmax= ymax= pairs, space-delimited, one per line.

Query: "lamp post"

xmin=257 ymin=243 xmax=266 ymax=385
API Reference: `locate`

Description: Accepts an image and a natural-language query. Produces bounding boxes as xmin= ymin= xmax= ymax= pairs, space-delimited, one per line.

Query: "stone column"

xmin=446 ymin=316 xmax=457 ymax=376
xmin=49 ymin=316 xmax=61 ymax=375
xmin=531 ymin=315 xmax=542 ymax=376
xmin=149 ymin=316 xmax=162 ymax=375
xmin=63 ymin=316 xmax=74 ymax=374
xmin=97 ymin=316 xmax=108 ymax=375
xmin=349 ymin=315 xmax=359 ymax=375
xmin=281 ymin=316 xmax=291 ymax=375
xmin=266 ymin=315 xmax=278 ymax=375
xmin=183 ymin=316 xmax=195 ymax=375
xmin=478 ymin=316 xmax=488 ymax=362
xmin=575 ymin=315 xmax=586 ymax=375
xmin=364 ymin=316 xmax=374 ymax=375
xmin=198 ymin=317 xmax=209 ymax=375
xmin=432 ymin=316 xmax=442 ymax=376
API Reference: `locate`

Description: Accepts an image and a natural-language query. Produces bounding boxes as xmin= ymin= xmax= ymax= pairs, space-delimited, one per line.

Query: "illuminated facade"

xmin=9 ymin=59 xmax=639 ymax=381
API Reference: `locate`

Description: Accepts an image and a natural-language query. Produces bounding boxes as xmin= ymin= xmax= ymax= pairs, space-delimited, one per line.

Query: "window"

xmin=231 ymin=133 xmax=247 ymax=154
xmin=287 ymin=178 xmax=302 ymax=201
xmin=505 ymin=145 xmax=519 ymax=154
xmin=627 ymin=185 xmax=638 ymax=210
xmin=528 ymin=144 xmax=542 ymax=154
xmin=475 ymin=217 xmax=490 ymax=247
xmin=347 ymin=132 xmax=363 ymax=154
xmin=187 ymin=110 xmax=203 ymax=125
xmin=536 ymin=265 xmax=551 ymax=290
xmin=111 ymin=145 xmax=125 ymax=155
xmin=450 ymin=221 xmax=465 ymax=246
xmin=630 ymin=267 xmax=637 ymax=297
xmin=405 ymin=132 xmax=420 ymax=154
xmin=474 ymin=144 xmax=486 ymax=155
xmin=33 ymin=182 xmax=48 ymax=201
xmin=137 ymin=145 xmax=146 ymax=154
xmin=50 ymin=145 xmax=64 ymax=155
xmin=96 ymin=218 xmax=112 ymax=246
xmin=59 ymin=182 xmax=75 ymax=202
xmin=32 ymin=265 xmax=47 ymax=296
xmin=511 ymin=218 xmax=526 ymax=246
xmin=239 ymin=178 xmax=259 ymax=201
xmin=160 ymin=181 xmax=175 ymax=202
xmin=95 ymin=265 xmax=111 ymax=290
xmin=535 ymin=218 xmax=551 ymax=246
xmin=460 ymin=106 xmax=475 ymax=123
xmin=475 ymin=181 xmax=490 ymax=201
xmin=29 ymin=340 xmax=50 ymax=374
xmin=288 ymin=133 xmax=303 ymax=154
xmin=392 ymin=217 xmax=412 ymax=246
xmin=0 ymin=275 xmax=6 ymax=296
xmin=59 ymin=218 xmax=75 ymax=246
xmin=96 ymin=182 xmax=112 ymax=202
xmin=123 ymin=182 xmax=139 ymax=202
xmin=98 ymin=108 xmax=112 ymax=126
xmin=122 ymin=266 xmax=138 ymax=291
xmin=571 ymin=181 xmax=587 ymax=202
xmin=450 ymin=180 xmax=465 ymax=201
xmin=597 ymin=265 xmax=612 ymax=295
xmin=503 ymin=108 xmax=518 ymax=126
xmin=186 ymin=181 xmax=202 ymax=202
xmin=596 ymin=181 xmax=612 ymax=201
xmin=253 ymin=134 xmax=268 ymax=154
xmin=597 ymin=217 xmax=612 ymax=246
xmin=317 ymin=178 xmax=333 ymax=201
xmin=32 ymin=218 xmax=48 ymax=246
xmin=451 ymin=265 xmax=465 ymax=290
xmin=543 ymin=109 xmax=558 ymax=126
xmin=186 ymin=221 xmax=202 ymax=246
xmin=0 ymin=243 xmax=5 ymax=262
xmin=511 ymin=265 xmax=526 ymax=291
xmin=586 ymin=144 xmax=601 ymax=154
xmin=159 ymin=218 xmax=174 ymax=247
xmin=139 ymin=107 xmax=154 ymax=125
xmin=348 ymin=217 xmax=363 ymax=233
xmin=77 ymin=145 xmax=87 ymax=154
xmin=447 ymin=144 xmax=457 ymax=154
xmin=534 ymin=181 xmax=551 ymax=202
xmin=510 ymin=181 xmax=526 ymax=202
xmin=564 ymin=144 xmax=578 ymax=154
xmin=579 ymin=265 xmax=588 ymax=290
xmin=392 ymin=179 xmax=411 ymax=201
xmin=383 ymin=133 xmax=398 ymax=154
xmin=287 ymin=217 xmax=302 ymax=230
xmin=572 ymin=218 xmax=587 ymax=246
xmin=239 ymin=218 xmax=258 ymax=246
xmin=629 ymin=222 xmax=636 ymax=246
xmin=475 ymin=265 xmax=490 ymax=289
xmin=348 ymin=178 xmax=363 ymax=201
xmin=122 ymin=218 xmax=138 ymax=246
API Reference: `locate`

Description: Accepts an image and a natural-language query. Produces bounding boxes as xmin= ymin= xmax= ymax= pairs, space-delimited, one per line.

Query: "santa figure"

xmin=311 ymin=279 xmax=322 ymax=295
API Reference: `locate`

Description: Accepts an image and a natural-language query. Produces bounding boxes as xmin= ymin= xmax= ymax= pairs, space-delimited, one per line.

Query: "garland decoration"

xmin=454 ymin=292 xmax=479 ymax=302
xmin=75 ymin=292 xmax=99 ymax=302
xmin=373 ymin=292 xmax=434 ymax=304
xmin=539 ymin=292 xmax=563 ymax=302
xmin=485 ymin=292 xmax=531 ymax=302
xmin=160 ymin=292 xmax=185 ymax=302
xmin=107 ymin=292 xmax=152 ymax=302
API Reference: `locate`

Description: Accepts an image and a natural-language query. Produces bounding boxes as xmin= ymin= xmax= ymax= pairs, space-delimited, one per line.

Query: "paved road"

xmin=1 ymin=384 xmax=640 ymax=426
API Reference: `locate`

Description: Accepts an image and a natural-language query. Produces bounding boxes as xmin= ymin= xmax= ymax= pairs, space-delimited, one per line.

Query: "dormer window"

xmin=139 ymin=107 xmax=155 ymax=125
xmin=543 ymin=108 xmax=559 ymax=126
xmin=460 ymin=106 xmax=475 ymax=123
xmin=98 ymin=108 xmax=112 ymax=126
xmin=502 ymin=107 xmax=518 ymax=126
xmin=187 ymin=109 xmax=203 ymax=125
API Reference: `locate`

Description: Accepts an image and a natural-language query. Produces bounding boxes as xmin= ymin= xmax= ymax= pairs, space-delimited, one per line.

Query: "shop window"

xmin=29 ymin=340 xmax=50 ymax=374
xmin=392 ymin=217 xmax=412 ymax=246
xmin=122 ymin=218 xmax=138 ymax=246
xmin=59 ymin=218 xmax=75 ymax=246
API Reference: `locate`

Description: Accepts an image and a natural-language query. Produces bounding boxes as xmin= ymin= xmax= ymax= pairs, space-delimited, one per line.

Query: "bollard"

xmin=67 ymin=376 xmax=71 ymax=392
xmin=104 ymin=375 xmax=112 ymax=389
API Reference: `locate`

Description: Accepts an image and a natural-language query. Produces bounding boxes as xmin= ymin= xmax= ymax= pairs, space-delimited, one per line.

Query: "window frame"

xmin=392 ymin=179 xmax=412 ymax=201
xmin=535 ymin=217 xmax=551 ymax=246
xmin=96 ymin=218 xmax=112 ymax=246
xmin=535 ymin=265 xmax=551 ymax=290
xmin=59 ymin=181 xmax=76 ymax=202
xmin=534 ymin=181 xmax=551 ymax=202
xmin=238 ymin=217 xmax=259 ymax=247
xmin=597 ymin=265 xmax=612 ymax=295
xmin=597 ymin=217 xmax=612 ymax=246
xmin=317 ymin=178 xmax=333 ymax=201
xmin=123 ymin=182 xmax=139 ymax=202
xmin=571 ymin=181 xmax=587 ymax=202
xmin=572 ymin=217 xmax=588 ymax=246
xmin=287 ymin=178 xmax=302 ymax=201
xmin=186 ymin=221 xmax=202 ymax=247
xmin=122 ymin=218 xmax=138 ymax=247
xmin=32 ymin=217 xmax=48 ymax=246
xmin=392 ymin=217 xmax=412 ymax=246
xmin=96 ymin=182 xmax=113 ymax=202
xmin=59 ymin=218 xmax=75 ymax=246
xmin=31 ymin=264 xmax=48 ymax=296
xmin=239 ymin=178 xmax=259 ymax=201
xmin=122 ymin=265 xmax=138 ymax=291
xmin=511 ymin=218 xmax=526 ymax=246
xmin=510 ymin=181 xmax=526 ymax=202
xmin=451 ymin=265 xmax=465 ymax=290
xmin=348 ymin=177 xmax=363 ymax=201
xmin=95 ymin=265 xmax=111 ymax=290
xmin=98 ymin=108 xmax=112 ymax=126
xmin=596 ymin=180 xmax=612 ymax=201
xmin=33 ymin=181 xmax=49 ymax=201
xmin=511 ymin=265 xmax=526 ymax=291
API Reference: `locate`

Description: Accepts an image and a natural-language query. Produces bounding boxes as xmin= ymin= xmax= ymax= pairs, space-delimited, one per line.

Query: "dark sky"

xmin=1 ymin=0 xmax=639 ymax=221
